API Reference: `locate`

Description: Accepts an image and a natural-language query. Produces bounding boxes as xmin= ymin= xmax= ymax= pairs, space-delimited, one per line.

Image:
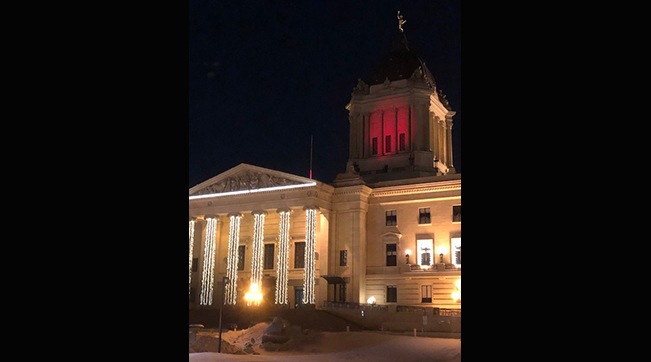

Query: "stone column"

xmin=431 ymin=115 xmax=440 ymax=160
xmin=438 ymin=118 xmax=446 ymax=162
xmin=303 ymin=206 xmax=320 ymax=305
xmin=445 ymin=117 xmax=454 ymax=168
xmin=380 ymin=110 xmax=385 ymax=155
xmin=394 ymin=107 xmax=399 ymax=153
xmin=364 ymin=112 xmax=371 ymax=157
xmin=348 ymin=112 xmax=358 ymax=159
xmin=189 ymin=217 xmax=196 ymax=297
xmin=200 ymin=215 xmax=220 ymax=306
xmin=250 ymin=210 xmax=266 ymax=288
xmin=225 ymin=213 xmax=242 ymax=305
xmin=408 ymin=105 xmax=413 ymax=152
xmin=275 ymin=208 xmax=291 ymax=305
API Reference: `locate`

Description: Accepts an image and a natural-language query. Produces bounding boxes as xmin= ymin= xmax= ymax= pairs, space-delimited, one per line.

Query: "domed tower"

xmin=335 ymin=15 xmax=456 ymax=186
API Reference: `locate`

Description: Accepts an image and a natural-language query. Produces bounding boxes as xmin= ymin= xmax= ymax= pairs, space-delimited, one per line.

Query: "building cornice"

xmin=370 ymin=179 xmax=461 ymax=198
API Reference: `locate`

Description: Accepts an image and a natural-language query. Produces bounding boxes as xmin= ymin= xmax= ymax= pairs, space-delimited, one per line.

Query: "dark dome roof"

xmin=367 ymin=31 xmax=431 ymax=86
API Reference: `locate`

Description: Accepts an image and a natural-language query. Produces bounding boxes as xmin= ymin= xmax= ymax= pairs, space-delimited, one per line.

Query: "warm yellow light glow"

xmin=405 ymin=249 xmax=412 ymax=256
xmin=452 ymin=278 xmax=461 ymax=302
xmin=436 ymin=246 xmax=448 ymax=255
xmin=367 ymin=296 xmax=376 ymax=304
xmin=244 ymin=283 xmax=263 ymax=306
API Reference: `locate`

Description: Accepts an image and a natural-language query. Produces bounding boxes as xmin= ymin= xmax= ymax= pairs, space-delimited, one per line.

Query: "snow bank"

xmin=190 ymin=334 xmax=243 ymax=354
xmin=190 ymin=330 xmax=461 ymax=362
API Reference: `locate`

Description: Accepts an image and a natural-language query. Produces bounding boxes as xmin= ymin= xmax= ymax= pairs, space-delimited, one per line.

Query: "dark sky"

xmin=189 ymin=0 xmax=460 ymax=188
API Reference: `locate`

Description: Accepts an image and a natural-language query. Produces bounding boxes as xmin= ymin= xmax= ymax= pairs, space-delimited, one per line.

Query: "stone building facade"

xmin=189 ymin=28 xmax=460 ymax=311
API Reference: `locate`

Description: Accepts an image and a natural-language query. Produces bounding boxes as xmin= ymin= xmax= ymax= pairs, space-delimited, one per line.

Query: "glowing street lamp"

xmin=405 ymin=249 xmax=411 ymax=264
xmin=244 ymin=283 xmax=263 ymax=307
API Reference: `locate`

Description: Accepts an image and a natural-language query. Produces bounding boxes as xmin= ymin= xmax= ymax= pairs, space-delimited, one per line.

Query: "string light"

xmin=189 ymin=182 xmax=317 ymax=200
xmin=189 ymin=219 xmax=195 ymax=297
xmin=303 ymin=208 xmax=317 ymax=304
xmin=200 ymin=218 xmax=217 ymax=305
xmin=225 ymin=214 xmax=242 ymax=305
xmin=275 ymin=210 xmax=290 ymax=304
xmin=251 ymin=212 xmax=266 ymax=288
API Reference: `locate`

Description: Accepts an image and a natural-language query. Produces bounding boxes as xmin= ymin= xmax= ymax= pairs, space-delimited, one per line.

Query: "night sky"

xmin=189 ymin=0 xmax=461 ymax=188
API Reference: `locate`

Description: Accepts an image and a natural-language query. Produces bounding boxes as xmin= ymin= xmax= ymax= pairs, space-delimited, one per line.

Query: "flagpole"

xmin=309 ymin=135 xmax=313 ymax=179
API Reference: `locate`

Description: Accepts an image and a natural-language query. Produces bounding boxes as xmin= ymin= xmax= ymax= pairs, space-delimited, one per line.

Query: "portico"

xmin=188 ymin=164 xmax=334 ymax=308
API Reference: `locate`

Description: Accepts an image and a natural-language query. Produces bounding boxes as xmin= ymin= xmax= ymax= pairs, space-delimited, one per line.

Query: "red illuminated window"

xmin=385 ymin=135 xmax=392 ymax=153
xmin=372 ymin=137 xmax=378 ymax=155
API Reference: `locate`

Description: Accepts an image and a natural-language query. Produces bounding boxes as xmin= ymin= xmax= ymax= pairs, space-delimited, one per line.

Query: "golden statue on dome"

xmin=397 ymin=11 xmax=406 ymax=32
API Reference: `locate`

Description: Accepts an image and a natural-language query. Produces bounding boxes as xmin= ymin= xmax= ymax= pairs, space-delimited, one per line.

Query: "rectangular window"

xmin=421 ymin=285 xmax=432 ymax=303
xmin=238 ymin=245 xmax=245 ymax=271
xmin=189 ymin=287 xmax=196 ymax=303
xmin=337 ymin=283 xmax=347 ymax=302
xmin=385 ymin=210 xmax=397 ymax=226
xmin=386 ymin=243 xmax=397 ymax=266
xmin=192 ymin=258 xmax=198 ymax=272
xmin=453 ymin=205 xmax=461 ymax=222
xmin=264 ymin=244 xmax=274 ymax=270
xmin=385 ymin=135 xmax=392 ymax=153
xmin=294 ymin=242 xmax=305 ymax=268
xmin=386 ymin=286 xmax=397 ymax=303
xmin=339 ymin=250 xmax=348 ymax=266
xmin=399 ymin=133 xmax=406 ymax=151
xmin=451 ymin=237 xmax=461 ymax=267
xmin=417 ymin=239 xmax=434 ymax=267
xmin=418 ymin=208 xmax=431 ymax=224
xmin=372 ymin=137 xmax=378 ymax=155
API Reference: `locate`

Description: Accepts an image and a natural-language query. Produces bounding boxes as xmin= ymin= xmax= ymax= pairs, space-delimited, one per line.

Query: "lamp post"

xmin=405 ymin=249 xmax=411 ymax=265
xmin=218 ymin=276 xmax=229 ymax=353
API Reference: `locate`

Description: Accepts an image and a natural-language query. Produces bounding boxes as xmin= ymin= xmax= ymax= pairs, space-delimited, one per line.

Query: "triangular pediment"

xmin=189 ymin=164 xmax=316 ymax=197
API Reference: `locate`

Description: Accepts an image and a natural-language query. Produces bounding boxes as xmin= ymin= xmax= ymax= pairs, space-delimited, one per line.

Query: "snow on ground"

xmin=190 ymin=323 xmax=460 ymax=362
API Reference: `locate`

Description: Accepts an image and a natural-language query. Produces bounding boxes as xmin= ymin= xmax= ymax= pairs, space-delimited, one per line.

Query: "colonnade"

xmin=189 ymin=206 xmax=319 ymax=306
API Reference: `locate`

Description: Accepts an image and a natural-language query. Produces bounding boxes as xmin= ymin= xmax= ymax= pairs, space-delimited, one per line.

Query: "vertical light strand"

xmin=303 ymin=208 xmax=317 ymax=304
xmin=225 ymin=214 xmax=242 ymax=305
xmin=189 ymin=219 xmax=195 ymax=297
xmin=200 ymin=218 xmax=217 ymax=305
xmin=275 ymin=210 xmax=290 ymax=304
xmin=251 ymin=212 xmax=266 ymax=288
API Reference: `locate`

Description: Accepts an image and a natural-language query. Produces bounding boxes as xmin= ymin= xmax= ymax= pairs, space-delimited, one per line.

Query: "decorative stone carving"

xmin=409 ymin=67 xmax=425 ymax=82
xmin=352 ymin=78 xmax=369 ymax=95
xmin=190 ymin=171 xmax=303 ymax=196
xmin=438 ymin=90 xmax=451 ymax=110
